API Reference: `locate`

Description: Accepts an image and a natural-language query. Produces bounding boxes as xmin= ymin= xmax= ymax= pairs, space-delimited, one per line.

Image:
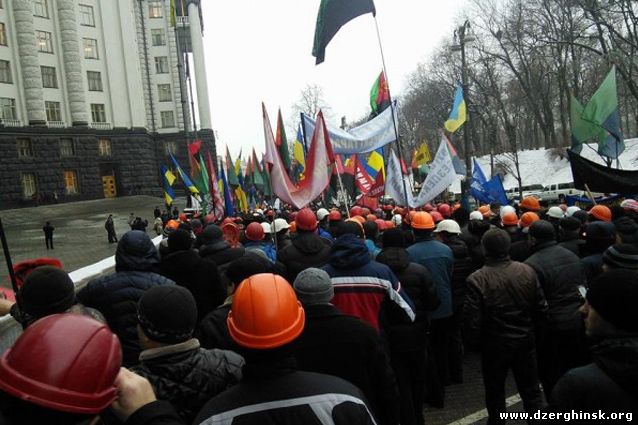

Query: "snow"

xmin=449 ymin=138 xmax=638 ymax=193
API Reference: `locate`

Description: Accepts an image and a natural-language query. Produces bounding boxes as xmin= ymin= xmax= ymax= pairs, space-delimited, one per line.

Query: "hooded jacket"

xmin=199 ymin=240 xmax=245 ymax=286
xmin=322 ymin=234 xmax=414 ymax=331
xmin=442 ymin=236 xmax=475 ymax=312
xmin=77 ymin=230 xmax=175 ymax=366
xmin=278 ymin=231 xmax=332 ymax=283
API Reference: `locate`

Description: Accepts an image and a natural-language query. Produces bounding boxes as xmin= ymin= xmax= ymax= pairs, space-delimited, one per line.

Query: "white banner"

xmin=302 ymin=104 xmax=398 ymax=154
xmin=384 ymin=149 xmax=414 ymax=207
xmin=412 ymin=137 xmax=458 ymax=207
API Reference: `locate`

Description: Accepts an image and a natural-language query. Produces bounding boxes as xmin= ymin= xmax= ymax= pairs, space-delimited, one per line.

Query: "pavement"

xmin=0 ymin=195 xmax=530 ymax=424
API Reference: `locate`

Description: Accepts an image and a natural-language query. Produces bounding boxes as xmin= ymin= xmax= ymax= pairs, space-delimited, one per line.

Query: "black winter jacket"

xmin=199 ymin=241 xmax=245 ymax=286
xmin=157 ymin=250 xmax=226 ymax=321
xmin=295 ymin=304 xmax=400 ymax=425
xmin=195 ymin=299 xmax=236 ymax=351
xmin=277 ymin=231 xmax=332 ymax=283
xmin=443 ymin=237 xmax=475 ymax=312
xmin=132 ymin=339 xmax=244 ymax=424
xmin=525 ymin=241 xmax=585 ymax=330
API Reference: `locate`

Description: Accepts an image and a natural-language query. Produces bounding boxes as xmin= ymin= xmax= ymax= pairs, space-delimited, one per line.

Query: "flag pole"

xmin=373 ymin=17 xmax=411 ymax=207
xmin=181 ymin=0 xmax=198 ymax=140
xmin=172 ymin=5 xmax=190 ymax=147
xmin=0 ymin=218 xmax=25 ymax=328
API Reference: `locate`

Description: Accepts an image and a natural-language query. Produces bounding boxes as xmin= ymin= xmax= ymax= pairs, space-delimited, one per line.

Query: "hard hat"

xmin=520 ymin=196 xmax=541 ymax=212
xmin=260 ymin=222 xmax=273 ymax=234
xmin=203 ymin=214 xmax=215 ymax=224
xmin=273 ymin=218 xmax=290 ymax=233
xmin=478 ymin=205 xmax=491 ymax=218
xmin=437 ymin=204 xmax=451 ymax=218
xmin=384 ymin=220 xmax=395 ymax=229
xmin=328 ymin=210 xmax=342 ymax=221
xmin=566 ymin=206 xmax=581 ymax=217
xmin=12 ymin=257 xmax=63 ymax=289
xmin=316 ymin=208 xmax=330 ymax=221
xmin=366 ymin=214 xmax=377 ymax=222
xmin=519 ymin=212 xmax=540 ymax=228
xmin=589 ymin=205 xmax=612 ymax=223
xmin=620 ymin=199 xmax=638 ymax=213
xmin=411 ymin=212 xmax=435 ymax=230
xmin=430 ymin=211 xmax=444 ymax=223
xmin=0 ymin=314 xmax=121 ymax=414
xmin=165 ymin=219 xmax=180 ymax=230
xmin=227 ymin=273 xmax=304 ymax=349
xmin=289 ymin=222 xmax=297 ymax=233
xmin=360 ymin=208 xmax=371 ymax=217
xmin=245 ymin=222 xmax=265 ymax=241
xmin=349 ymin=206 xmax=363 ymax=217
xmin=469 ymin=211 xmax=484 ymax=221
xmin=499 ymin=205 xmax=516 ymax=218
xmin=391 ymin=214 xmax=402 ymax=226
xmin=375 ymin=219 xmax=386 ymax=231
xmin=547 ymin=206 xmax=565 ymax=219
xmin=423 ymin=203 xmax=434 ymax=212
xmin=502 ymin=212 xmax=519 ymax=227
xmin=434 ymin=219 xmax=461 ymax=234
xmin=295 ymin=208 xmax=318 ymax=231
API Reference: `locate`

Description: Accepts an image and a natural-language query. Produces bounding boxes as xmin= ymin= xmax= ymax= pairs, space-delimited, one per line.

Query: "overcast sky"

xmin=200 ymin=1 xmax=468 ymax=158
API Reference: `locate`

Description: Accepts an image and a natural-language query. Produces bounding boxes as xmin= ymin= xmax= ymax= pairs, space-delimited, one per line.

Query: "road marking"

xmin=447 ymin=393 xmax=522 ymax=425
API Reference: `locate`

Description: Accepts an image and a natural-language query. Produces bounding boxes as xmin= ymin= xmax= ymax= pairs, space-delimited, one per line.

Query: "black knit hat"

xmin=137 ymin=286 xmax=197 ymax=344
xmin=20 ymin=266 xmax=75 ymax=320
xmin=559 ymin=217 xmax=581 ymax=232
xmin=572 ymin=210 xmax=589 ymax=224
xmin=168 ymin=229 xmax=192 ymax=253
xmin=382 ymin=228 xmax=405 ymax=248
xmin=226 ymin=252 xmax=272 ymax=286
xmin=602 ymin=244 xmax=638 ymax=270
xmin=481 ymin=228 xmax=511 ymax=258
xmin=587 ymin=269 xmax=638 ymax=332
xmin=529 ymin=220 xmax=556 ymax=241
xmin=585 ymin=222 xmax=616 ymax=241
xmin=200 ymin=224 xmax=224 ymax=244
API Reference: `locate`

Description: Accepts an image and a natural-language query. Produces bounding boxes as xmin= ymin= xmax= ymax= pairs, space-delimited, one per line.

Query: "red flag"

xmin=367 ymin=169 xmax=385 ymax=197
xmin=400 ymin=157 xmax=408 ymax=175
xmin=354 ymin=156 xmax=374 ymax=194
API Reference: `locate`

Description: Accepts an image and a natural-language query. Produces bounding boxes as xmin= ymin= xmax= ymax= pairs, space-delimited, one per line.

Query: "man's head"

xmin=481 ymin=228 xmax=511 ymax=259
xmin=293 ymin=268 xmax=334 ymax=306
xmin=363 ymin=221 xmax=378 ymax=241
xmin=19 ymin=266 xmax=76 ymax=326
xmin=115 ymin=231 xmax=159 ymax=272
xmin=602 ymin=244 xmax=638 ymax=272
xmin=336 ymin=220 xmax=364 ymax=239
xmin=382 ymin=227 xmax=405 ymax=249
xmin=528 ymin=220 xmax=556 ymax=245
xmin=137 ymin=286 xmax=197 ymax=349
xmin=581 ymin=269 xmax=638 ymax=339
xmin=167 ymin=229 xmax=192 ymax=253
xmin=225 ymin=252 xmax=273 ymax=294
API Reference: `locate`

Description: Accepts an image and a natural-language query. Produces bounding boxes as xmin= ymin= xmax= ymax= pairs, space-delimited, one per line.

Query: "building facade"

xmin=0 ymin=0 xmax=214 ymax=208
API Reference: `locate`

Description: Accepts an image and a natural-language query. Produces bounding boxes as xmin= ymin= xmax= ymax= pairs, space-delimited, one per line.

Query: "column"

xmin=57 ymin=0 xmax=88 ymax=126
xmin=187 ymin=0 xmax=211 ymax=130
xmin=14 ymin=0 xmax=46 ymax=125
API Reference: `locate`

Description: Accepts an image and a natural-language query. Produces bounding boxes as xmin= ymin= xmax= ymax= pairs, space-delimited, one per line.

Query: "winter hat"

xmin=137 ymin=285 xmax=197 ymax=344
xmin=529 ymin=220 xmax=556 ymax=241
xmin=201 ymin=224 xmax=223 ymax=244
xmin=559 ymin=217 xmax=581 ymax=232
xmin=585 ymin=222 xmax=616 ymax=241
xmin=586 ymin=269 xmax=638 ymax=332
xmin=337 ymin=220 xmax=364 ymax=238
xmin=382 ymin=227 xmax=406 ymax=248
xmin=572 ymin=210 xmax=589 ymax=224
xmin=613 ymin=216 xmax=638 ymax=236
xmin=293 ymin=268 xmax=334 ymax=305
xmin=226 ymin=252 xmax=273 ymax=286
xmin=20 ymin=266 xmax=75 ymax=320
xmin=481 ymin=228 xmax=511 ymax=258
xmin=167 ymin=229 xmax=193 ymax=253
xmin=602 ymin=244 xmax=638 ymax=270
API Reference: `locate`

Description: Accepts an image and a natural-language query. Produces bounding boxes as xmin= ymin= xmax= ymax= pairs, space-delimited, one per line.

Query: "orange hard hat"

xmin=366 ymin=214 xmax=377 ymax=222
xmin=349 ymin=206 xmax=363 ymax=217
xmin=502 ymin=212 xmax=519 ymax=227
xmin=360 ymin=208 xmax=371 ymax=217
xmin=519 ymin=212 xmax=540 ymax=228
xmin=478 ymin=205 xmax=491 ymax=217
xmin=165 ymin=219 xmax=180 ymax=230
xmin=520 ymin=196 xmax=541 ymax=212
xmin=351 ymin=215 xmax=366 ymax=224
xmin=411 ymin=211 xmax=435 ymax=230
xmin=227 ymin=273 xmax=304 ymax=349
xmin=384 ymin=220 xmax=395 ymax=229
xmin=289 ymin=222 xmax=297 ymax=233
xmin=588 ymin=205 xmax=612 ymax=223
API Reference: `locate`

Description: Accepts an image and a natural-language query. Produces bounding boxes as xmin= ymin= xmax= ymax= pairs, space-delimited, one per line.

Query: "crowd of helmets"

xmin=0 ymin=194 xmax=636 ymax=424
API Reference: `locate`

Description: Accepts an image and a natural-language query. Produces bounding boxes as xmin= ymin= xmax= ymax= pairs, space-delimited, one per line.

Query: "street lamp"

xmin=451 ymin=20 xmax=475 ymax=210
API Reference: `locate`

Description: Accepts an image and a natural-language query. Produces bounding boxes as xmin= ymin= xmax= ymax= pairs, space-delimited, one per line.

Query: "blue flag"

xmin=471 ymin=159 xmax=508 ymax=205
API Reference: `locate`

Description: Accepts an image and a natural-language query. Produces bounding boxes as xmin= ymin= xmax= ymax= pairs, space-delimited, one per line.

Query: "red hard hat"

xmin=295 ymin=208 xmax=318 ymax=231
xmin=0 ymin=314 xmax=121 ymax=414
xmin=438 ymin=204 xmax=451 ymax=218
xmin=430 ymin=211 xmax=444 ymax=223
xmin=12 ymin=257 xmax=63 ymax=289
xmin=423 ymin=203 xmax=434 ymax=212
xmin=349 ymin=206 xmax=363 ymax=217
xmin=328 ymin=210 xmax=342 ymax=221
xmin=178 ymin=213 xmax=188 ymax=222
xmin=227 ymin=273 xmax=304 ymax=349
xmin=375 ymin=219 xmax=386 ymax=231
xmin=245 ymin=222 xmax=265 ymax=241
xmin=203 ymin=213 xmax=215 ymax=224
xmin=366 ymin=214 xmax=377 ymax=222
xmin=360 ymin=208 xmax=371 ymax=217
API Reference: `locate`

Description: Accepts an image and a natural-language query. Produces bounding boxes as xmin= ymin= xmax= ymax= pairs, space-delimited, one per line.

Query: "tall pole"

xmin=459 ymin=21 xmax=473 ymax=210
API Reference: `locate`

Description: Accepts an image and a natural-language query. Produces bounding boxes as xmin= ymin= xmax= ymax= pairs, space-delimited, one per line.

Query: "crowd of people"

xmin=1 ymin=195 xmax=637 ymax=424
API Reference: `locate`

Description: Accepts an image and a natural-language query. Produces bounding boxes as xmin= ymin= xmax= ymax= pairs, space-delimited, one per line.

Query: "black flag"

xmin=568 ymin=149 xmax=638 ymax=194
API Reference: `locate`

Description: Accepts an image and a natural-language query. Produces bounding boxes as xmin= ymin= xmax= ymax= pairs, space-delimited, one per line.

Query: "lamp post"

xmin=451 ymin=20 xmax=475 ymax=209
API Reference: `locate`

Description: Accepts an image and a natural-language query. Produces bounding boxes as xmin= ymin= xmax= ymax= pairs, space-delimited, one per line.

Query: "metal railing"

xmin=89 ymin=122 xmax=113 ymax=130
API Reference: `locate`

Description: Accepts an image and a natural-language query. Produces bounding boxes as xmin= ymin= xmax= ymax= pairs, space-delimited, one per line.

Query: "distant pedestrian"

xmin=153 ymin=217 xmax=163 ymax=236
xmin=171 ymin=206 xmax=179 ymax=219
xmin=42 ymin=222 xmax=54 ymax=249
xmin=131 ymin=217 xmax=148 ymax=232
xmin=105 ymin=214 xmax=117 ymax=243
xmin=153 ymin=206 xmax=161 ymax=219
xmin=127 ymin=212 xmax=135 ymax=229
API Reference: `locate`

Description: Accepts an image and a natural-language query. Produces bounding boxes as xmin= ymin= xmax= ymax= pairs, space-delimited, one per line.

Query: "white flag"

xmin=385 ymin=149 xmax=414 ymax=207
xmin=412 ymin=137 xmax=458 ymax=207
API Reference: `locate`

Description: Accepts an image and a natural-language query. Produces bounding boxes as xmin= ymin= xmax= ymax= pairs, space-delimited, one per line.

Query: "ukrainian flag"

xmin=160 ymin=165 xmax=176 ymax=206
xmin=293 ymin=124 xmax=306 ymax=179
xmin=444 ymin=85 xmax=467 ymax=133
xmin=364 ymin=148 xmax=385 ymax=180
xmin=169 ymin=153 xmax=199 ymax=196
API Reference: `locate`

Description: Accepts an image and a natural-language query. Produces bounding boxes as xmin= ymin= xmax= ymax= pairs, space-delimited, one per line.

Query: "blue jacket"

xmin=322 ymin=234 xmax=414 ymax=331
xmin=407 ymin=235 xmax=454 ymax=320
xmin=364 ymin=239 xmax=381 ymax=259
xmin=244 ymin=241 xmax=277 ymax=263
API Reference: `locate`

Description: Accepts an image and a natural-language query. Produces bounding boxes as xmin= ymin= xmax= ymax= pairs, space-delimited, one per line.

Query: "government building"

xmin=0 ymin=0 xmax=214 ymax=208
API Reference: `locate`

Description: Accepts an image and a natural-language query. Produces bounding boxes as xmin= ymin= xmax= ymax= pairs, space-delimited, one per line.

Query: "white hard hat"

xmin=566 ymin=206 xmax=581 ymax=217
xmin=434 ymin=219 xmax=461 ymax=235
xmin=469 ymin=211 xmax=484 ymax=221
xmin=255 ymin=209 xmax=264 ymax=215
xmin=261 ymin=222 xmax=273 ymax=234
xmin=273 ymin=218 xmax=290 ymax=233
xmin=547 ymin=206 xmax=565 ymax=219
xmin=391 ymin=214 xmax=402 ymax=226
xmin=316 ymin=208 xmax=330 ymax=221
xmin=499 ymin=205 xmax=516 ymax=218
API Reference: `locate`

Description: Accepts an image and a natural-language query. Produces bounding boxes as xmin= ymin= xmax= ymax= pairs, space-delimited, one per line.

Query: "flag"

xmin=444 ymin=84 xmax=467 ymax=133
xmin=445 ymin=138 xmax=466 ymax=175
xmin=354 ymin=155 xmax=374 ymax=194
xmin=415 ymin=141 xmax=431 ymax=165
xmin=251 ymin=147 xmax=264 ymax=188
xmin=581 ymin=66 xmax=624 ymax=159
xmin=169 ymin=153 xmax=199 ymax=196
xmin=312 ymin=0 xmax=376 ymax=65
xmin=276 ymin=109 xmax=292 ymax=173
xmin=263 ymin=103 xmax=335 ymax=209
xmin=160 ymin=165 xmax=176 ymax=206
xmin=293 ymin=124 xmax=306 ymax=180
xmin=410 ymin=148 xmax=418 ymax=170
xmin=205 ymin=151 xmax=224 ymax=220
xmin=568 ymin=149 xmax=638 ymax=194
xmin=470 ymin=158 xmax=507 ymax=205
xmin=370 ymin=70 xmax=391 ymax=115
xmin=412 ymin=137 xmax=458 ymax=206
xmin=385 ymin=149 xmax=414 ymax=207
xmin=235 ymin=186 xmax=248 ymax=213
xmin=187 ymin=139 xmax=209 ymax=194
xmin=169 ymin=0 xmax=176 ymax=27
xmin=219 ymin=161 xmax=235 ymax=217
xmin=225 ymin=146 xmax=239 ymax=186
xmin=365 ymin=148 xmax=385 ymax=179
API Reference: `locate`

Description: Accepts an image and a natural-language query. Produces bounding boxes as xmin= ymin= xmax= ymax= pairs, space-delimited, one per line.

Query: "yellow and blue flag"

xmin=362 ymin=148 xmax=385 ymax=180
xmin=293 ymin=124 xmax=306 ymax=180
xmin=444 ymin=85 xmax=467 ymax=133
xmin=160 ymin=165 xmax=176 ymax=206
xmin=169 ymin=153 xmax=199 ymax=196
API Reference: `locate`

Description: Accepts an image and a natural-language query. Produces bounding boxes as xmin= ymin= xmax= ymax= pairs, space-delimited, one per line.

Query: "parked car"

xmin=539 ymin=182 xmax=606 ymax=203
xmin=506 ymin=184 xmax=543 ymax=201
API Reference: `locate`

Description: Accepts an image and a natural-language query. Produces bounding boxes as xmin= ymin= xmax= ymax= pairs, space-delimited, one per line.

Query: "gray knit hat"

xmin=602 ymin=244 xmax=638 ymax=270
xmin=293 ymin=268 xmax=334 ymax=305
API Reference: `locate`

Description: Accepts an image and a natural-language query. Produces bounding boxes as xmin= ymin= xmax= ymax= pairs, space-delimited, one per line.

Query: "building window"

xmin=0 ymin=23 xmax=7 ymax=46
xmin=160 ymin=111 xmax=175 ymax=128
xmin=40 ymin=66 xmax=57 ymax=88
xmin=60 ymin=138 xmax=74 ymax=157
xmin=98 ymin=139 xmax=111 ymax=156
xmin=0 ymin=97 xmax=16 ymax=120
xmin=90 ymin=103 xmax=106 ymax=123
xmin=79 ymin=4 xmax=95 ymax=27
xmin=64 ymin=170 xmax=79 ymax=195
xmin=151 ymin=28 xmax=166 ymax=46
xmin=36 ymin=31 xmax=53 ymax=53
xmin=158 ymin=84 xmax=172 ymax=102
xmin=45 ymin=101 xmax=61 ymax=122
xmin=154 ymin=56 xmax=169 ymax=74
xmin=17 ymin=138 xmax=33 ymax=157
xmin=34 ymin=0 xmax=48 ymax=18
xmin=87 ymin=71 xmax=102 ymax=91
xmin=164 ymin=141 xmax=177 ymax=155
xmin=149 ymin=1 xmax=163 ymax=18
xmin=83 ymin=38 xmax=99 ymax=59
xmin=0 ymin=60 xmax=11 ymax=83
xmin=21 ymin=173 xmax=37 ymax=199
